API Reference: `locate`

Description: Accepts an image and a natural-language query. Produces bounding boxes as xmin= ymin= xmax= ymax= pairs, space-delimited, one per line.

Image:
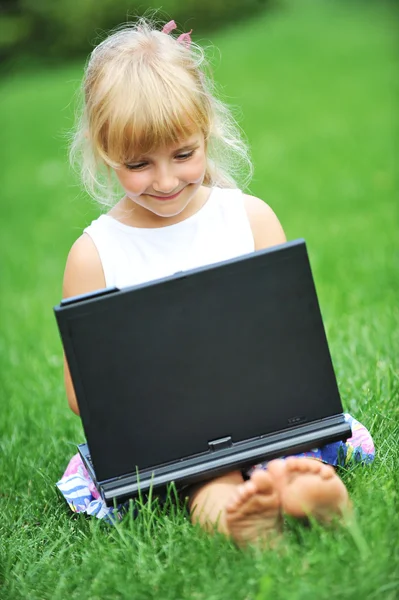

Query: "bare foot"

xmin=268 ymin=457 xmax=351 ymax=522
xmin=225 ymin=469 xmax=281 ymax=546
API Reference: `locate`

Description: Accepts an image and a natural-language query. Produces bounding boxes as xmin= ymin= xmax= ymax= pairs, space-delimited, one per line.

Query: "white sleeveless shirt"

xmin=84 ymin=187 xmax=255 ymax=288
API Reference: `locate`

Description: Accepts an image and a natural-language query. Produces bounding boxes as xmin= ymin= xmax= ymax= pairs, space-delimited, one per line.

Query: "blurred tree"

xmin=0 ymin=0 xmax=272 ymax=62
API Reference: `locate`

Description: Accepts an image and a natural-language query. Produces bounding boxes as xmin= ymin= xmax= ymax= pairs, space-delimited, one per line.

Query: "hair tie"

xmin=161 ymin=20 xmax=192 ymax=49
xmin=161 ymin=20 xmax=177 ymax=35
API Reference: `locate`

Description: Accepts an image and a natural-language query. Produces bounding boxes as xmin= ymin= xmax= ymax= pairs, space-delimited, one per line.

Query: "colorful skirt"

xmin=56 ymin=413 xmax=375 ymax=523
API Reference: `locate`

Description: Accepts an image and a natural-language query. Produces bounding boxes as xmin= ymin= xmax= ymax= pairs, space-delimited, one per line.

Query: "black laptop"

xmin=54 ymin=239 xmax=351 ymax=506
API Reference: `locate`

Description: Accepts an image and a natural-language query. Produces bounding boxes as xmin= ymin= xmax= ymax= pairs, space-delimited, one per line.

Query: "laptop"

xmin=54 ymin=239 xmax=351 ymax=506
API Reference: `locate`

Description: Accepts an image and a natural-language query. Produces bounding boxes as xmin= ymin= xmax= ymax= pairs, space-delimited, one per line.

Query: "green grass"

xmin=1 ymin=1 xmax=398 ymax=598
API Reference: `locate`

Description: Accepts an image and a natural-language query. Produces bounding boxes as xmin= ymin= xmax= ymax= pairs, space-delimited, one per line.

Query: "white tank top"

xmin=84 ymin=187 xmax=255 ymax=288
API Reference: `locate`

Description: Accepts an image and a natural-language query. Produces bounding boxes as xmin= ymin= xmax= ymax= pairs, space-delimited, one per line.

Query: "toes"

xmin=247 ymin=490 xmax=280 ymax=514
xmin=226 ymin=471 xmax=276 ymax=514
xmin=285 ymin=457 xmax=323 ymax=475
xmin=226 ymin=480 xmax=256 ymax=512
xmin=266 ymin=459 xmax=287 ymax=484
xmin=268 ymin=457 xmax=337 ymax=487
xmin=319 ymin=464 xmax=336 ymax=480
xmin=236 ymin=482 xmax=256 ymax=504
xmin=228 ymin=488 xmax=280 ymax=518
xmin=250 ymin=469 xmax=274 ymax=493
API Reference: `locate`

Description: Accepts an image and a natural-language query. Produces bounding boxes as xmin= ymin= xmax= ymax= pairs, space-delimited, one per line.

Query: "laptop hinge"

xmin=208 ymin=436 xmax=232 ymax=451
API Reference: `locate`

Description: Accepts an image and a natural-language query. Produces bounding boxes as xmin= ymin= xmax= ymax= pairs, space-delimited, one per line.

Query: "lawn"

xmin=1 ymin=1 xmax=398 ymax=598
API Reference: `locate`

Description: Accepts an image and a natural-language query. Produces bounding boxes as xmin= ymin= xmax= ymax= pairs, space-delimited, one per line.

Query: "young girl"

xmin=58 ymin=18 xmax=375 ymax=546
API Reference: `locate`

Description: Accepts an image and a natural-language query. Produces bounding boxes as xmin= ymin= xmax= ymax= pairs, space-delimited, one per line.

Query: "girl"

xmin=58 ymin=18 xmax=375 ymax=546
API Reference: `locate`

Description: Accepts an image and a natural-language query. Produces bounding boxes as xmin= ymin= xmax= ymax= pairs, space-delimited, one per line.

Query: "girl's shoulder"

xmin=242 ymin=194 xmax=287 ymax=251
xmin=63 ymin=233 xmax=105 ymax=299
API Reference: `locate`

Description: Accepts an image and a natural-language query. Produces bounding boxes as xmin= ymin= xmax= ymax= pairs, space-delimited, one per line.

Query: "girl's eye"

xmin=125 ymin=162 xmax=148 ymax=171
xmin=125 ymin=149 xmax=195 ymax=170
xmin=175 ymin=150 xmax=195 ymax=161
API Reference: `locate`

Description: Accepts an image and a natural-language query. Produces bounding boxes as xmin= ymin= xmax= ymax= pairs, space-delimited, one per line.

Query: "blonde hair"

xmin=70 ymin=17 xmax=253 ymax=206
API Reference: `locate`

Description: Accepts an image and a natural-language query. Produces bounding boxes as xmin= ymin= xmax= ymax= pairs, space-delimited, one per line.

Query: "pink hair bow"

xmin=161 ymin=20 xmax=192 ymax=49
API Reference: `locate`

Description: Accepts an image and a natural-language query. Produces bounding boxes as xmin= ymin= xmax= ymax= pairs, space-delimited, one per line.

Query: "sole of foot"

xmin=225 ymin=469 xmax=282 ymax=547
xmin=268 ymin=457 xmax=351 ymax=522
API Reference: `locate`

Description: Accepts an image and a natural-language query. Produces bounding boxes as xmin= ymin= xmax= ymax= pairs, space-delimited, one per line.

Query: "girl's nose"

xmin=152 ymin=165 xmax=179 ymax=194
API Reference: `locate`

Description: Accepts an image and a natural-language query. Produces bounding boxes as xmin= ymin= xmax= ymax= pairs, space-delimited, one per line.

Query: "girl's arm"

xmin=62 ymin=234 xmax=106 ymax=415
xmin=243 ymin=194 xmax=287 ymax=250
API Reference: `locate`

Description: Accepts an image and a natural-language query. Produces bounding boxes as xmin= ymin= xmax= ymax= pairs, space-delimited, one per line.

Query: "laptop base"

xmin=79 ymin=414 xmax=351 ymax=506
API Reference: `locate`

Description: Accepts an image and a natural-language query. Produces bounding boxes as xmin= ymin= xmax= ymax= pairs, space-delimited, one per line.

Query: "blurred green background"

xmin=1 ymin=1 xmax=398 ymax=598
xmin=1 ymin=0 xmax=271 ymax=62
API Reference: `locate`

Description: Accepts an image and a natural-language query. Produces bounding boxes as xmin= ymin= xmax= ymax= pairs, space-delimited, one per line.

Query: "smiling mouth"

xmin=149 ymin=189 xmax=183 ymax=201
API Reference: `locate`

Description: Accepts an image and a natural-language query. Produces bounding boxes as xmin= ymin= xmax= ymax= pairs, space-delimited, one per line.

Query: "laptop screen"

xmin=56 ymin=240 xmax=342 ymax=481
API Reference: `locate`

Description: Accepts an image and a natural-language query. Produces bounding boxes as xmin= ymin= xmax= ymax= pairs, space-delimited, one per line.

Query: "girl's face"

xmin=114 ymin=132 xmax=207 ymax=222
